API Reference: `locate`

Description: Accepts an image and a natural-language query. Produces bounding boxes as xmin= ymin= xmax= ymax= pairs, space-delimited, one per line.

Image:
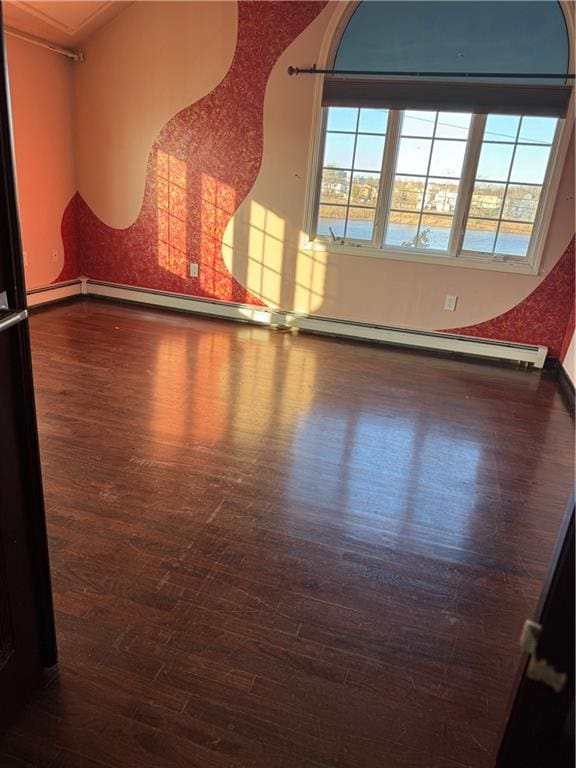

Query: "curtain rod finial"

xmin=288 ymin=65 xmax=319 ymax=76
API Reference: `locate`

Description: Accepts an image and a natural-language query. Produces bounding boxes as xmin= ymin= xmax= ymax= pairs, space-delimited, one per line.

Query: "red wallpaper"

xmin=559 ymin=305 xmax=574 ymax=362
xmin=58 ymin=193 xmax=81 ymax=282
xmin=444 ymin=237 xmax=575 ymax=357
xmin=58 ymin=1 xmax=326 ymax=304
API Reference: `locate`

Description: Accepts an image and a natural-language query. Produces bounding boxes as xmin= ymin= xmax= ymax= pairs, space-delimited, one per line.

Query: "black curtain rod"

xmin=287 ymin=66 xmax=575 ymax=79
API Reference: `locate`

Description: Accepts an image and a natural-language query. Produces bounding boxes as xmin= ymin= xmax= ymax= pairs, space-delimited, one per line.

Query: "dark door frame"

xmin=0 ymin=1 xmax=57 ymax=669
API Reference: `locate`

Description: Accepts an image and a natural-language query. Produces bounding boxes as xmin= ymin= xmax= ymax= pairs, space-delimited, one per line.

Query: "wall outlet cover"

xmin=444 ymin=295 xmax=458 ymax=311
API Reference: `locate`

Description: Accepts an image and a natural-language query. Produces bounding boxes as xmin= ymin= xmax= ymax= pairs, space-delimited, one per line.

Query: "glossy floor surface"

xmin=1 ymin=299 xmax=574 ymax=768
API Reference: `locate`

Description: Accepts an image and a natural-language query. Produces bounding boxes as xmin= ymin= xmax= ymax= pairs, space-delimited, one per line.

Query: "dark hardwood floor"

xmin=1 ymin=298 xmax=574 ymax=768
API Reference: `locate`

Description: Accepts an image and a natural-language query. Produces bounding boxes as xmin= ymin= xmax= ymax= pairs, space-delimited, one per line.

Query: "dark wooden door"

xmin=496 ymin=495 xmax=575 ymax=767
xmin=0 ymin=2 xmax=56 ymax=729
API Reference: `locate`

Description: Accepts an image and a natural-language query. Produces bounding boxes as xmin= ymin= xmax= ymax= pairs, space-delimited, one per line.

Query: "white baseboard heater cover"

xmin=27 ymin=279 xmax=84 ymax=307
xmin=28 ymin=278 xmax=549 ymax=368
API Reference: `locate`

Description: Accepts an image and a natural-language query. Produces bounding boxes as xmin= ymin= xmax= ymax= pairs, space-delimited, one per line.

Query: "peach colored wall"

xmin=71 ymin=0 xmax=575 ymax=335
xmin=74 ymin=1 xmax=237 ymax=229
xmin=5 ymin=34 xmax=76 ymax=289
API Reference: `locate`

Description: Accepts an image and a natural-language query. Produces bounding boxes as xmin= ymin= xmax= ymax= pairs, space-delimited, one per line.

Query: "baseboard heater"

xmin=27 ymin=278 xmax=84 ymax=307
xmin=28 ymin=278 xmax=549 ymax=368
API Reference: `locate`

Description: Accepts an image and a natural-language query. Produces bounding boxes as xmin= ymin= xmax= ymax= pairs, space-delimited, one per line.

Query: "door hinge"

xmin=520 ymin=619 xmax=567 ymax=694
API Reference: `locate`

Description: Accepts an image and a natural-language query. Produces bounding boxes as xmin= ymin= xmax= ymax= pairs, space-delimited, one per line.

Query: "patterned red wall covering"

xmin=57 ymin=0 xmax=574 ymax=356
xmin=559 ymin=305 xmax=574 ymax=362
xmin=58 ymin=193 xmax=81 ymax=282
xmin=57 ymin=1 xmax=326 ymax=303
xmin=443 ymin=237 xmax=575 ymax=357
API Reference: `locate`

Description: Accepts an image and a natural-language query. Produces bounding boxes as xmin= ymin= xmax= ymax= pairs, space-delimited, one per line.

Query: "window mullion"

xmin=311 ymin=108 xmax=329 ymax=240
xmin=448 ymin=113 xmax=486 ymax=258
xmin=492 ymin=117 xmax=522 ymax=254
xmin=372 ymin=110 xmax=401 ymax=248
xmin=342 ymin=110 xmax=361 ymax=240
xmin=416 ymin=112 xmax=439 ymax=244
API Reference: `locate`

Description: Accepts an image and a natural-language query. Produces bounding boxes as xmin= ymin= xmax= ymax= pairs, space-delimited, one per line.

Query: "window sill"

xmin=302 ymin=240 xmax=539 ymax=275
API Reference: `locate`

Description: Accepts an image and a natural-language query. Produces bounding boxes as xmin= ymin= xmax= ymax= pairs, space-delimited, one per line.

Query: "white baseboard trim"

xmin=27 ymin=277 xmax=548 ymax=368
xmin=86 ymin=279 xmax=284 ymax=326
xmin=84 ymin=279 xmax=548 ymax=368
xmin=292 ymin=314 xmax=548 ymax=368
xmin=27 ymin=278 xmax=85 ymax=307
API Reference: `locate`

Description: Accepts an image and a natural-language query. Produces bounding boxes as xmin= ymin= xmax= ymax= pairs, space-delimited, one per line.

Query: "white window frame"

xmin=303 ymin=102 xmax=574 ymax=275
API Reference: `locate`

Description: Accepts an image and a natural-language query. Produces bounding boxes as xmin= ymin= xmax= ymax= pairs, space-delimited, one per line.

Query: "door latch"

xmin=520 ymin=619 xmax=567 ymax=694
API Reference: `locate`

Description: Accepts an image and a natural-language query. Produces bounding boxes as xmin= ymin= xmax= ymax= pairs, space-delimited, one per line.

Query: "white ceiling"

xmin=2 ymin=1 xmax=132 ymax=47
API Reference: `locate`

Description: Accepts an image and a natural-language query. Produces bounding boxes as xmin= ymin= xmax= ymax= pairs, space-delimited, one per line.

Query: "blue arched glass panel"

xmin=334 ymin=1 xmax=569 ymax=83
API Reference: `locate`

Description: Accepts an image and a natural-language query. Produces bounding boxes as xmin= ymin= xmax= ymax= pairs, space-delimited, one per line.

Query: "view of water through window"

xmin=316 ymin=108 xmax=557 ymax=259
xmin=317 ymin=217 xmax=531 ymax=255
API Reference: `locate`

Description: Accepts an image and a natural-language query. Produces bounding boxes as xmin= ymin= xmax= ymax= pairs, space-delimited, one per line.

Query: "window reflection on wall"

xmin=200 ymin=173 xmax=237 ymax=301
xmin=157 ymin=150 xmax=188 ymax=278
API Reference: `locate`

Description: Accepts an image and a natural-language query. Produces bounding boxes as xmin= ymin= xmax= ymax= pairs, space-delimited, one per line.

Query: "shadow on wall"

xmin=156 ymin=148 xmax=331 ymax=313
xmin=224 ymin=197 xmax=329 ymax=315
xmin=62 ymin=145 xmax=332 ymax=313
xmin=57 ymin=0 xmax=328 ymax=305
xmin=156 ymin=151 xmax=244 ymax=302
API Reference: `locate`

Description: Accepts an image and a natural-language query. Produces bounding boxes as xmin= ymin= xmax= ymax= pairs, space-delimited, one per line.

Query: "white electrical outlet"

xmin=444 ymin=294 xmax=458 ymax=311
xmin=189 ymin=263 xmax=199 ymax=278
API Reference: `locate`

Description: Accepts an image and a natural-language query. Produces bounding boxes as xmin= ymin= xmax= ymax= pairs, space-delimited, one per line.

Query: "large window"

xmin=311 ymin=107 xmax=561 ymax=267
xmin=305 ymin=0 xmax=571 ymax=272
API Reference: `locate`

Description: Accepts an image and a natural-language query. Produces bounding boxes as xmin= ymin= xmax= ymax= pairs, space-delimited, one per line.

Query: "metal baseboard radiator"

xmin=26 ymin=279 xmax=84 ymax=307
xmin=29 ymin=278 xmax=549 ymax=368
xmin=292 ymin=314 xmax=548 ymax=367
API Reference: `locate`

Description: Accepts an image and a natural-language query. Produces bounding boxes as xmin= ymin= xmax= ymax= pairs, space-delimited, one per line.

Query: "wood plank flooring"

xmin=1 ymin=298 xmax=574 ymax=768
